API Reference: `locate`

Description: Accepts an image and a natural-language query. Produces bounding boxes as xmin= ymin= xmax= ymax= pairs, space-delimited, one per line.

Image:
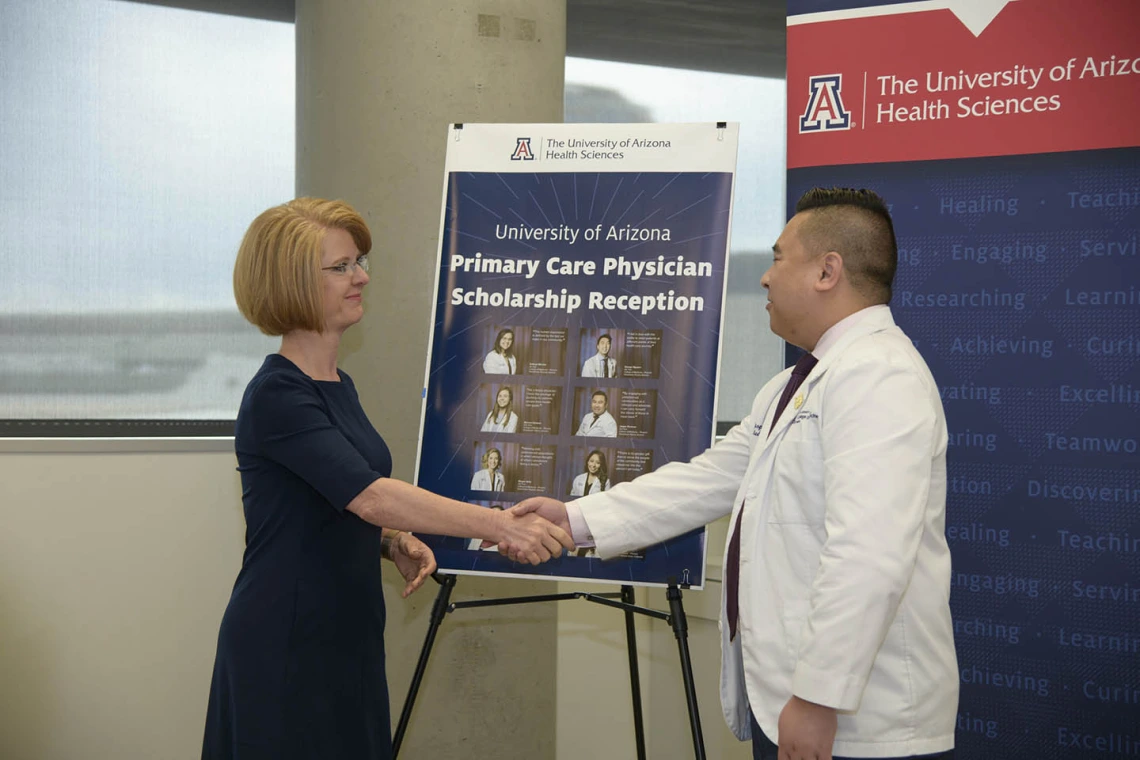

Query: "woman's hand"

xmin=389 ymin=531 xmax=437 ymax=598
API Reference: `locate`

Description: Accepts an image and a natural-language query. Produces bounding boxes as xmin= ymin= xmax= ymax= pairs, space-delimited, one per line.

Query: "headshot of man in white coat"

xmin=500 ymin=188 xmax=958 ymax=760
xmin=581 ymin=333 xmax=617 ymax=378
xmin=575 ymin=390 xmax=617 ymax=437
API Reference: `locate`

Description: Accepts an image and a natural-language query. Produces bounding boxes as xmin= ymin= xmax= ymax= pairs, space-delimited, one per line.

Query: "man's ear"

xmin=815 ymin=251 xmax=843 ymax=292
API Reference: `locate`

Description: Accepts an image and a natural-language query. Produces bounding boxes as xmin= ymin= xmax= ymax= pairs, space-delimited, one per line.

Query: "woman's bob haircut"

xmin=233 ymin=197 xmax=372 ymax=336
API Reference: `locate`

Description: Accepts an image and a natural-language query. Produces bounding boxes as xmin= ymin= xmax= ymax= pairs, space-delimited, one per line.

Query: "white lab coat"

xmin=570 ymin=472 xmax=610 ymax=496
xmin=481 ymin=411 xmax=519 ymax=433
xmin=574 ymin=308 xmax=956 ymax=757
xmin=581 ymin=353 xmax=617 ymax=378
xmin=483 ymin=352 xmax=516 ymax=374
xmin=576 ymin=411 xmax=617 ymax=437
xmin=470 ymin=468 xmax=505 ymax=492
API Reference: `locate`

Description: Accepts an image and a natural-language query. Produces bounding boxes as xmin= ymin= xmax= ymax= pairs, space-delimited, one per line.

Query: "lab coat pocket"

xmin=770 ymin=413 xmax=825 ymax=525
xmin=782 ymin=599 xmax=812 ymax=660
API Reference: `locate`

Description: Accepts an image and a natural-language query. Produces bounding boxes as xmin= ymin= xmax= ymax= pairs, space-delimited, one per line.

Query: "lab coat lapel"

xmin=758 ymin=309 xmax=898 ymax=452
xmin=759 ymin=369 xmax=803 ymax=452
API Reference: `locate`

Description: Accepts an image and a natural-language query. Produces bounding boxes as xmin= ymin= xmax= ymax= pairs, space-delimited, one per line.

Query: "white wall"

xmin=0 ymin=447 xmax=752 ymax=759
xmin=0 ymin=449 xmax=244 ymax=757
xmin=0 ymin=446 xmax=564 ymax=759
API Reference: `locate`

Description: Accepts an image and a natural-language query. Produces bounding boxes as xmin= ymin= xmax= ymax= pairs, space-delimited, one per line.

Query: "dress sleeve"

xmin=247 ymin=371 xmax=383 ymax=511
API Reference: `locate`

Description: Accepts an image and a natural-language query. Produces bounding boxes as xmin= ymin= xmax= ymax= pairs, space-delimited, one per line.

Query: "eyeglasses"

xmin=321 ymin=254 xmax=370 ymax=276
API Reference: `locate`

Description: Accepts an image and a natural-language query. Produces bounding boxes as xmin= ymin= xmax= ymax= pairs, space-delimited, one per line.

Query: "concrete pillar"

xmin=295 ymin=1 xmax=565 ymax=756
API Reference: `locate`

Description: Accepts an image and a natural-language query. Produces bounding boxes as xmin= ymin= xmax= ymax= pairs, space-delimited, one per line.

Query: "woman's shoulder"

xmin=241 ymin=355 xmax=321 ymax=410
xmin=337 ymin=367 xmax=357 ymax=388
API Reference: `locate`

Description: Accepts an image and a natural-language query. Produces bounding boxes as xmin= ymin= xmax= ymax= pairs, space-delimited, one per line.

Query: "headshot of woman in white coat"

xmin=480 ymin=386 xmax=518 ymax=433
xmin=483 ymin=328 xmax=517 ymax=374
xmin=470 ymin=447 xmax=506 ymax=492
xmin=569 ymin=449 xmax=610 ymax=496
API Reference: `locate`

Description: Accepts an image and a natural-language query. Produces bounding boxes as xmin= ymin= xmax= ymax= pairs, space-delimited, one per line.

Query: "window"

xmin=564 ymin=58 xmax=787 ymax=428
xmin=0 ymin=0 xmax=293 ymax=436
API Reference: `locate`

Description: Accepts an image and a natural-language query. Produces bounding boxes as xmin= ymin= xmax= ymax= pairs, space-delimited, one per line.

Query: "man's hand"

xmin=390 ymin=532 xmax=437 ymax=598
xmin=509 ymin=497 xmax=571 ymax=535
xmin=486 ymin=498 xmax=573 ymax=562
xmin=492 ymin=505 xmax=575 ymax=564
xmin=777 ymin=696 xmax=837 ymax=760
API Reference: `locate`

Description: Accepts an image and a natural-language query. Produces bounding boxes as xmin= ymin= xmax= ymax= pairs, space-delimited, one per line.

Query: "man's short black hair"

xmin=794 ymin=187 xmax=898 ymax=304
xmin=591 ymin=390 xmax=608 ymax=403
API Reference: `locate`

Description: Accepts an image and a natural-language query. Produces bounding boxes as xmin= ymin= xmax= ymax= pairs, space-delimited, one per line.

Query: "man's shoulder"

xmin=823 ymin=329 xmax=939 ymax=403
xmin=838 ymin=326 xmax=926 ymax=369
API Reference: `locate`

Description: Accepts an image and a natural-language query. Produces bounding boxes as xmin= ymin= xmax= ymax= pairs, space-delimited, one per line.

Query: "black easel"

xmin=392 ymin=573 xmax=706 ymax=760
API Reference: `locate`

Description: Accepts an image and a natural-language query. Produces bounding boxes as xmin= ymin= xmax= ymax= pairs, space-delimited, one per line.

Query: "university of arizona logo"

xmin=510 ymin=137 xmax=535 ymax=160
xmin=799 ymin=74 xmax=851 ymax=133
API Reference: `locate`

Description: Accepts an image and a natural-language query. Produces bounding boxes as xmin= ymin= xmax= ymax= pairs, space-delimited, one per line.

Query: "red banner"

xmin=787 ymin=0 xmax=1140 ymax=168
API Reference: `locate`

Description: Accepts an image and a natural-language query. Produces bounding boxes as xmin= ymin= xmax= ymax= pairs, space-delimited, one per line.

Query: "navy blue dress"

xmin=203 ymin=355 xmax=394 ymax=760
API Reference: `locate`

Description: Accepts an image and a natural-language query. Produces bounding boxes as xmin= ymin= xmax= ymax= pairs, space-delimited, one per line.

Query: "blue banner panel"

xmin=789 ymin=145 xmax=1140 ymax=758
xmin=788 ymin=0 xmax=916 ymax=17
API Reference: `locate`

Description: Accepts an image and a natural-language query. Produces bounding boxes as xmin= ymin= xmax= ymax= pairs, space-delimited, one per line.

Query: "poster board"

xmin=414 ymin=122 xmax=740 ymax=588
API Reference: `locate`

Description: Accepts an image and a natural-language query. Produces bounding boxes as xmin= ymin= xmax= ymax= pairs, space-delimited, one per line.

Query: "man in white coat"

xmin=505 ymin=188 xmax=957 ymax=760
xmin=581 ymin=334 xmax=618 ymax=378
xmin=575 ymin=390 xmax=618 ymax=437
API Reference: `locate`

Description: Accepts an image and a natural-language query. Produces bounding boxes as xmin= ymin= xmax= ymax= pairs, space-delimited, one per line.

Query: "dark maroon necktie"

xmin=725 ymin=352 xmax=817 ymax=641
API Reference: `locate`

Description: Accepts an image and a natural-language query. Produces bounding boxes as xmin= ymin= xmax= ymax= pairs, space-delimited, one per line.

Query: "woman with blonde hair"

xmin=202 ymin=198 xmax=572 ymax=760
xmin=470 ymin=447 xmax=506 ymax=492
xmin=481 ymin=386 xmax=519 ymax=433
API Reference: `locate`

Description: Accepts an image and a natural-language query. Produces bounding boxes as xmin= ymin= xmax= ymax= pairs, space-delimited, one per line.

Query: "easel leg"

xmin=393 ymin=573 xmax=456 ymax=758
xmin=666 ymin=584 xmax=706 ymax=760
xmin=621 ymin=585 xmax=647 ymax=760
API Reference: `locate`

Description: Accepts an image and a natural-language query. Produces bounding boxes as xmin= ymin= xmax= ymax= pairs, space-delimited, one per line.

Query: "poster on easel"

xmin=413 ymin=122 xmax=739 ymax=588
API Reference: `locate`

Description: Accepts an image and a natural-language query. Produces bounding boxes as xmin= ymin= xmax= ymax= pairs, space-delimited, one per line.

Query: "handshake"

xmin=481 ymin=497 xmax=578 ymax=564
xmin=387 ymin=496 xmax=579 ymax=599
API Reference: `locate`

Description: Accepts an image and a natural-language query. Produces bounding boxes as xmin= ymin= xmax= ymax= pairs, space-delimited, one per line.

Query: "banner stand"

xmin=392 ymin=574 xmax=706 ymax=760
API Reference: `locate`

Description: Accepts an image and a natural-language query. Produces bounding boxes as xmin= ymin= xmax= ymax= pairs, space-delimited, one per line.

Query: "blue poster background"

xmin=417 ymin=170 xmax=735 ymax=586
xmin=790 ymin=146 xmax=1140 ymax=757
